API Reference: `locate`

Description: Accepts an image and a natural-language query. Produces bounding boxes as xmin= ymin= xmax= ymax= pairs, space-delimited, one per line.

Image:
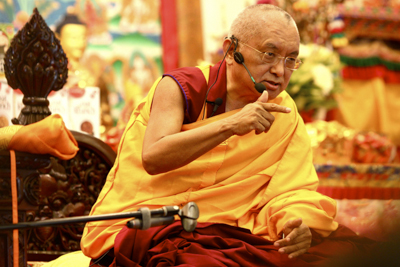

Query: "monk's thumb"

xmin=257 ymin=91 xmax=269 ymax=103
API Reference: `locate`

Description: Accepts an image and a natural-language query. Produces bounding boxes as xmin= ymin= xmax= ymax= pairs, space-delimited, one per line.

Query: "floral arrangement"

xmin=286 ymin=43 xmax=342 ymax=120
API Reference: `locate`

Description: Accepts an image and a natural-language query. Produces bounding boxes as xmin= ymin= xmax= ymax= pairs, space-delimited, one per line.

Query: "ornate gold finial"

xmin=4 ymin=7 xmax=68 ymax=125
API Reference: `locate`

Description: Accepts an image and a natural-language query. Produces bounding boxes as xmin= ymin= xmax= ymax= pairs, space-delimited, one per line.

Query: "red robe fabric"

xmin=110 ymin=222 xmax=378 ymax=267
xmin=163 ymin=60 xmax=227 ymax=123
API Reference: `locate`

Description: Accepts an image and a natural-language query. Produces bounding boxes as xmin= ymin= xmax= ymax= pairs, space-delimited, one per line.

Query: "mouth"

xmin=263 ymin=80 xmax=281 ymax=91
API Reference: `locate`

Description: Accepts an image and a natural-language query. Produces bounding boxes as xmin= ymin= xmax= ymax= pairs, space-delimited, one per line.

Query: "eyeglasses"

xmin=239 ymin=41 xmax=302 ymax=71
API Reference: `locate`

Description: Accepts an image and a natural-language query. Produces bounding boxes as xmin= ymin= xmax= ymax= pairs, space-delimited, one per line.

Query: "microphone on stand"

xmin=0 ymin=202 xmax=200 ymax=233
xmin=179 ymin=201 xmax=200 ymax=232
xmin=126 ymin=202 xmax=199 ymax=232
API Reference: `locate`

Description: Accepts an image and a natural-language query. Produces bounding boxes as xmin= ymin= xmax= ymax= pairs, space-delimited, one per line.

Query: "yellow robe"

xmin=81 ymin=65 xmax=338 ymax=259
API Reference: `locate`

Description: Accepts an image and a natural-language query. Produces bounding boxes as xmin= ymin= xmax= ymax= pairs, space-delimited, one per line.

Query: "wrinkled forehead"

xmin=247 ymin=16 xmax=300 ymax=55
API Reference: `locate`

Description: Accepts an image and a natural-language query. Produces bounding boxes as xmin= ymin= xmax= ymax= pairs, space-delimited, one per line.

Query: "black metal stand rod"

xmin=0 ymin=205 xmax=181 ymax=231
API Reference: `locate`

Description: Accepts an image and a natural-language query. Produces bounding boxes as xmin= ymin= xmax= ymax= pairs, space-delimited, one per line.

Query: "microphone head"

xmin=179 ymin=202 xmax=199 ymax=232
xmin=182 ymin=218 xmax=197 ymax=232
xmin=233 ymin=52 xmax=244 ymax=64
xmin=255 ymin=83 xmax=266 ymax=93
xmin=215 ymin=98 xmax=223 ymax=106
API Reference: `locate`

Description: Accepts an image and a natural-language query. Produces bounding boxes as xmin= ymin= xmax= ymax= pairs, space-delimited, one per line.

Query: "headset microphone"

xmin=202 ymin=35 xmax=267 ymax=120
xmin=233 ymin=51 xmax=266 ymax=94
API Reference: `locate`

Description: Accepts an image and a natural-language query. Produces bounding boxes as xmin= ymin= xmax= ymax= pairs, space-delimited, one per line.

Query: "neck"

xmin=225 ymin=70 xmax=258 ymax=112
xmin=225 ymin=91 xmax=257 ymax=112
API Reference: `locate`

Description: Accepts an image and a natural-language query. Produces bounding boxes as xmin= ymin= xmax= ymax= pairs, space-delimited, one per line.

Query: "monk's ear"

xmin=223 ymin=38 xmax=235 ymax=65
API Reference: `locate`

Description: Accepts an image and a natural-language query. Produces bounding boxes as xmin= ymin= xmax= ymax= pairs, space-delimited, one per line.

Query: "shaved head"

xmin=229 ymin=4 xmax=298 ymax=44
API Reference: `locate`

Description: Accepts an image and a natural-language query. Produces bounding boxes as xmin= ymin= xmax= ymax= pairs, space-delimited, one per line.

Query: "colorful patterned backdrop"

xmin=0 ymin=0 xmax=163 ymax=133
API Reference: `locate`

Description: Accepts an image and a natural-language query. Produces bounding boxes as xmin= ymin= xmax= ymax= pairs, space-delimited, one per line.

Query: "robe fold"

xmin=81 ymin=62 xmax=338 ymax=260
xmin=111 ymin=222 xmax=376 ymax=267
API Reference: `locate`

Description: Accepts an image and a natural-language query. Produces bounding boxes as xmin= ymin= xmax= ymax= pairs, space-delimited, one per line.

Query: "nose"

xmin=270 ymin=57 xmax=285 ymax=77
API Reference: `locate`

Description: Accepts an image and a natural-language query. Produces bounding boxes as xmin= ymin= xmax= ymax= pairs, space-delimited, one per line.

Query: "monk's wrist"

xmin=219 ymin=119 xmax=236 ymax=138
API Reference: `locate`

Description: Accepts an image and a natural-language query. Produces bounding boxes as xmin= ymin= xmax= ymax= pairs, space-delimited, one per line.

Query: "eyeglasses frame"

xmin=238 ymin=41 xmax=302 ymax=71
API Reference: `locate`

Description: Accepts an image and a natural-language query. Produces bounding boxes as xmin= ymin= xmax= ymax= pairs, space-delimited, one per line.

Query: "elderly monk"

xmin=81 ymin=4 xmax=375 ymax=267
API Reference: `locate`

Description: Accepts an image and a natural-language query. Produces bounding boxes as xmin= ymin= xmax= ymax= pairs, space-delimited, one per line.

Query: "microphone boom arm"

xmin=0 ymin=202 xmax=199 ymax=232
xmin=241 ymin=63 xmax=256 ymax=84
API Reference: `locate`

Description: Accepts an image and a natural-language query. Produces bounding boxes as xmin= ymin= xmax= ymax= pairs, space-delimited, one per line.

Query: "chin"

xmin=265 ymin=89 xmax=282 ymax=100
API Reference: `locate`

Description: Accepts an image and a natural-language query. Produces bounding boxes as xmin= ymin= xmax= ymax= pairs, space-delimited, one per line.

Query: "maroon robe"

xmin=106 ymin=222 xmax=380 ymax=267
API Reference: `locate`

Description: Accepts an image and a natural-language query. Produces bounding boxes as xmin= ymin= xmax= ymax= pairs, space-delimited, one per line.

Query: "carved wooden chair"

xmin=0 ymin=8 xmax=116 ymax=267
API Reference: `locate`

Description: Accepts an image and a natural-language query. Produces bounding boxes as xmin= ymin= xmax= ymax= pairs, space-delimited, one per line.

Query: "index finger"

xmin=262 ymin=103 xmax=291 ymax=113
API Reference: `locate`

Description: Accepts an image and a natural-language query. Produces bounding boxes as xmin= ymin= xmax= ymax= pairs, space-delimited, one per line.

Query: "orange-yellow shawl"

xmin=81 ymin=65 xmax=338 ymax=258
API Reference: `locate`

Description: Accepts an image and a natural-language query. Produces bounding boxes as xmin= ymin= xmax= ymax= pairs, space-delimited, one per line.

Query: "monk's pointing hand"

xmin=227 ymin=91 xmax=291 ymax=136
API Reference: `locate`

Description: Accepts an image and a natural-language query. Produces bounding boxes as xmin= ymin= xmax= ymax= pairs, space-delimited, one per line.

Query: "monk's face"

xmin=231 ymin=15 xmax=300 ymax=100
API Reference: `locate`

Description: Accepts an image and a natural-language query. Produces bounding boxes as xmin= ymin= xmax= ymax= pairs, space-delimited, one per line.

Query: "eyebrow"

xmin=264 ymin=42 xmax=299 ymax=57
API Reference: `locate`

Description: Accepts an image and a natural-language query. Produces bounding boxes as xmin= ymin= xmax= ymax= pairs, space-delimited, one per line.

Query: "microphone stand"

xmin=0 ymin=202 xmax=199 ymax=232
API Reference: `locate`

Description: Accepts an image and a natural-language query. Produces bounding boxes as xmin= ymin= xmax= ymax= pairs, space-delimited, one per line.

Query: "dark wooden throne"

xmin=0 ymin=8 xmax=116 ymax=267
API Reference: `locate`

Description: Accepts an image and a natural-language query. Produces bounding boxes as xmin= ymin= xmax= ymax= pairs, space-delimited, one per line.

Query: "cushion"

xmin=40 ymin=251 xmax=91 ymax=267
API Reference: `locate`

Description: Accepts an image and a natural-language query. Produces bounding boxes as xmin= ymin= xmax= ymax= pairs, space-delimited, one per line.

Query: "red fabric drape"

xmin=317 ymin=187 xmax=400 ymax=200
xmin=111 ymin=222 xmax=378 ymax=267
xmin=161 ymin=0 xmax=179 ymax=72
xmin=342 ymin=65 xmax=400 ymax=84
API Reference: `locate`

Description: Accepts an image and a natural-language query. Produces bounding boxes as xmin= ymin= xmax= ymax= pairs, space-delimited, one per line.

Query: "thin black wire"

xmin=201 ymin=36 xmax=236 ymax=120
